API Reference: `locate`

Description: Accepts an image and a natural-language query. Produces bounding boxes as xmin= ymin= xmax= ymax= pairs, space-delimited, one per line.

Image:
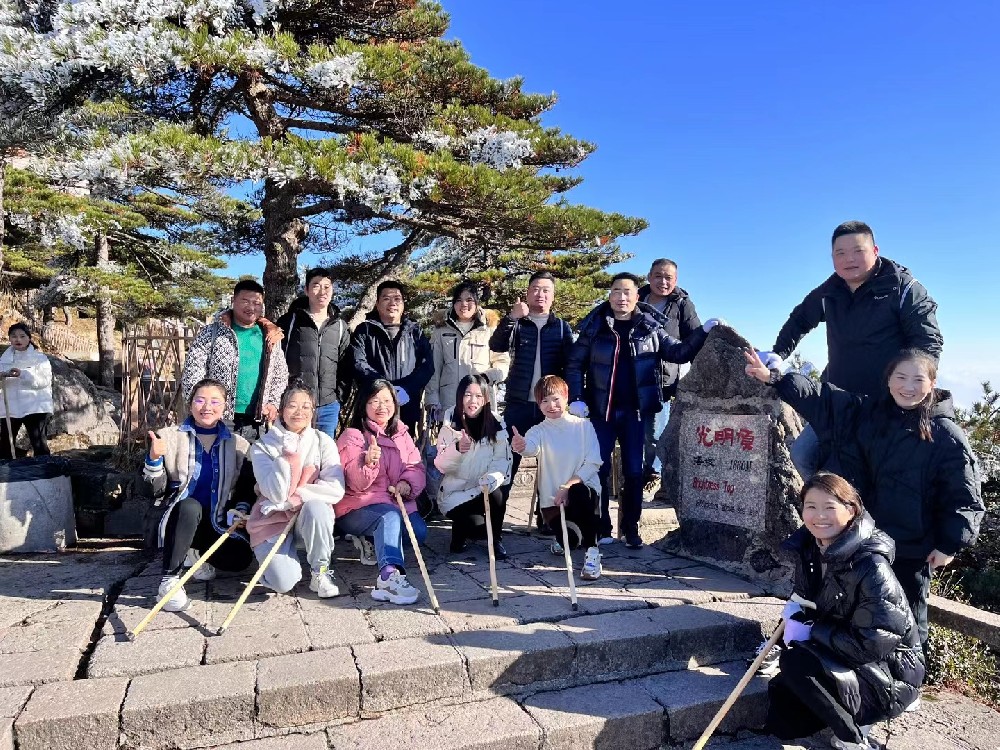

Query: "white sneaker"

xmin=597 ymin=536 xmax=616 ymax=546
xmin=158 ymin=575 xmax=189 ymax=612
xmin=310 ymin=567 xmax=340 ymax=598
xmin=183 ymin=549 xmax=216 ymax=581
xmin=581 ymin=547 xmax=602 ymax=580
xmin=904 ymin=695 xmax=922 ymax=712
xmin=371 ymin=569 xmax=420 ymax=605
xmin=549 ymin=539 xmax=564 ymax=555
xmin=830 ymin=735 xmax=877 ymax=750
xmin=351 ymin=535 xmax=377 ymax=566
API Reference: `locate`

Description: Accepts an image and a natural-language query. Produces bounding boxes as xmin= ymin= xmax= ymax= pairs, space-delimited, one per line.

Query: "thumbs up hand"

xmin=458 ymin=429 xmax=473 ymax=454
xmin=510 ymin=425 xmax=526 ymax=454
xmin=148 ymin=431 xmax=166 ymax=462
xmin=509 ymin=296 xmax=529 ymax=320
xmin=365 ymin=439 xmax=382 ymax=467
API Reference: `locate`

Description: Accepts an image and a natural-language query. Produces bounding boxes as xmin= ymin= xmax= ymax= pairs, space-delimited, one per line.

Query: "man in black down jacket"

xmin=637 ymin=258 xmax=702 ymax=492
xmin=277 ymin=268 xmax=352 ymax=438
xmin=351 ymin=280 xmax=433 ymax=432
xmin=488 ymin=270 xmax=574 ymax=513
xmin=764 ymin=221 xmax=943 ymax=479
xmin=566 ymin=272 xmax=717 ymax=549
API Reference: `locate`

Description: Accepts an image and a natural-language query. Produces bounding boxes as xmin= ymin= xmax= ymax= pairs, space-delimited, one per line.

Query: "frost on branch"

xmin=466 ymin=127 xmax=533 ymax=171
xmin=306 ymin=53 xmax=363 ymax=89
xmin=414 ymin=129 xmax=453 ymax=151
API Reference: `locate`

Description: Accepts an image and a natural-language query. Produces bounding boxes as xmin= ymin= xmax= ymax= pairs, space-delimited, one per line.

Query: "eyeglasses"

xmin=192 ymin=398 xmax=224 ymax=408
xmin=285 ymin=403 xmax=314 ymax=412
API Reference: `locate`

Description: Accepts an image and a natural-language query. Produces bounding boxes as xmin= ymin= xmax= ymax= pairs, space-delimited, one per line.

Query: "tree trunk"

xmin=261 ymin=180 xmax=308 ymax=318
xmin=94 ymin=233 xmax=116 ymax=388
xmin=346 ymin=230 xmax=426 ymax=329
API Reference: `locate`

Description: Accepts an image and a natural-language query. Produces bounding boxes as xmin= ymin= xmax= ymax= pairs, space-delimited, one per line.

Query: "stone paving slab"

xmin=325 ymin=696 xmax=541 ymax=750
xmin=0 ymin=649 xmax=79 ymax=687
xmin=437 ymin=595 xmax=524 ymax=633
xmin=87 ymin=627 xmax=206 ymax=678
xmin=353 ymin=636 xmax=467 ymax=713
xmin=670 ymin=564 xmax=768 ymax=600
xmin=0 ymin=686 xmax=31 ymax=718
xmin=14 ymin=676 xmax=127 ymax=750
xmin=257 ymin=648 xmax=360 ymax=727
xmin=204 ymin=617 xmax=311 ymax=664
xmin=365 ymin=602 xmax=450 ymax=641
xmin=122 ymin=660 xmax=257 ymax=749
xmin=210 ymin=734 xmax=329 ymax=750
xmin=450 ymin=621 xmax=576 ymax=692
xmin=298 ymin=595 xmax=377 ymax=649
xmin=521 ymin=680 xmax=664 ymax=750
xmin=0 ymin=719 xmax=9 ymax=750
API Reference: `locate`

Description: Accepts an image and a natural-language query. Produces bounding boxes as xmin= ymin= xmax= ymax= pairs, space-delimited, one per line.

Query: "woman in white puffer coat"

xmin=0 ymin=323 xmax=53 ymax=459
xmin=434 ymin=373 xmax=512 ymax=559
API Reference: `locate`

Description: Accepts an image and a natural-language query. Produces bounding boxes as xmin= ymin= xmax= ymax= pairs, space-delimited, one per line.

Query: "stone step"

xmin=12 ymin=598 xmax=780 ymax=749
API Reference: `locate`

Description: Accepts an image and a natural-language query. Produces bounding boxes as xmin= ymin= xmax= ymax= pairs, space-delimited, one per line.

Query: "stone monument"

xmin=657 ymin=326 xmax=804 ymax=584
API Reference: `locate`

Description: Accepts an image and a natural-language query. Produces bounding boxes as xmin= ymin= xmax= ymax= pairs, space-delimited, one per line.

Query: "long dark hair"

xmin=451 ymin=373 xmax=501 ymax=444
xmin=278 ymin=380 xmax=316 ymax=429
xmin=885 ymin=348 xmax=938 ymax=442
xmin=351 ymin=378 xmax=400 ymax=437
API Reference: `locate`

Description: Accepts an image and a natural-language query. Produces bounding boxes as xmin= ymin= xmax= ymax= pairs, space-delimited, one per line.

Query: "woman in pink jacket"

xmin=336 ymin=378 xmax=427 ymax=605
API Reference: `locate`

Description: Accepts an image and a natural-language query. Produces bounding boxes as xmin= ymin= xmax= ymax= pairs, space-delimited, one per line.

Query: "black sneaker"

xmin=493 ymin=541 xmax=508 ymax=561
xmin=450 ymin=536 xmax=469 ymax=554
xmin=623 ymin=533 xmax=643 ymax=550
xmin=752 ymin=639 xmax=781 ymax=676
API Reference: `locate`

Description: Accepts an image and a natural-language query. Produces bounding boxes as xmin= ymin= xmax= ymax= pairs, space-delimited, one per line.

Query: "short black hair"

xmin=233 ymin=279 xmax=265 ymax=297
xmin=831 ymin=221 xmax=875 ymax=247
xmin=528 ymin=270 xmax=556 ymax=286
xmin=648 ymin=258 xmax=677 ymax=273
xmin=8 ymin=322 xmax=31 ymax=338
xmin=610 ymin=271 xmax=641 ymax=287
xmin=376 ymin=280 xmax=406 ymax=300
xmin=305 ymin=268 xmax=334 ymax=286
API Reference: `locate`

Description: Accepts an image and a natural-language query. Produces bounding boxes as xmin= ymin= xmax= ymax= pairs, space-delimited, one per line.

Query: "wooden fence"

xmin=120 ymin=320 xmax=201 ymax=443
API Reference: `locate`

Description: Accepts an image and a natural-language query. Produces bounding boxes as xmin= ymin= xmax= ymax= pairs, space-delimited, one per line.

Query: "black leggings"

xmin=447 ymin=488 xmax=506 ymax=544
xmin=765 ymin=644 xmax=881 ymax=744
xmin=0 ymin=413 xmax=50 ymax=459
xmin=161 ymin=497 xmax=253 ymax=574
xmin=541 ymin=484 xmax=599 ymax=549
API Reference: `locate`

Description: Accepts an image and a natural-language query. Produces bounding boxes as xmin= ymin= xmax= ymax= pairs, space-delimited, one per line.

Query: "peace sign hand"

xmin=743 ymin=348 xmax=771 ymax=383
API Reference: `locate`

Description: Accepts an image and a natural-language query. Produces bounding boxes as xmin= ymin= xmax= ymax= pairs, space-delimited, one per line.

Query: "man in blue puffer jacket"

xmin=566 ymin=272 xmax=721 ymax=548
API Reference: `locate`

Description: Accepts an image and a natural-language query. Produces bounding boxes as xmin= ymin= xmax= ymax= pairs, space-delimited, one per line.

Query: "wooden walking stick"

xmin=482 ymin=489 xmax=500 ymax=607
xmin=131 ymin=520 xmax=242 ymax=639
xmin=558 ymin=504 xmax=578 ymax=611
xmin=391 ymin=486 xmax=440 ymax=612
xmin=216 ymin=511 xmax=298 ymax=635
xmin=1 ymin=378 xmax=16 ymax=458
xmin=691 ymin=619 xmax=786 ymax=750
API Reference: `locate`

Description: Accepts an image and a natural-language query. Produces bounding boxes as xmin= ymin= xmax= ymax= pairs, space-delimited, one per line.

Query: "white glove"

xmin=281 ymin=432 xmax=300 ymax=456
xmin=479 ymin=474 xmax=500 ymax=493
xmin=756 ymin=350 xmax=783 ymax=370
xmin=259 ymin=500 xmax=292 ymax=517
xmin=702 ymin=318 xmax=726 ymax=332
xmin=226 ymin=509 xmax=249 ymax=526
xmin=568 ymin=401 xmax=589 ymax=418
xmin=394 ymin=386 xmax=410 ymax=406
xmin=781 ymin=600 xmax=803 ymax=621
xmin=783 ymin=618 xmax=813 ymax=645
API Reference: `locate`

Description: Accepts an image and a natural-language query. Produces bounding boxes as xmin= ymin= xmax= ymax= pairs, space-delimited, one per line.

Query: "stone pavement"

xmin=0 ymin=486 xmax=997 ymax=749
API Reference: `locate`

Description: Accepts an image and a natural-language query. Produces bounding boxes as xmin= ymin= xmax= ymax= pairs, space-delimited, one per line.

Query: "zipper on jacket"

xmin=606 ymin=320 xmax=620 ymax=421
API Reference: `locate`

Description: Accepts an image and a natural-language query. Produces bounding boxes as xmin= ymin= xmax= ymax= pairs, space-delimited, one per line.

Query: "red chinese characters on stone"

xmin=696 ymin=425 xmax=755 ymax=452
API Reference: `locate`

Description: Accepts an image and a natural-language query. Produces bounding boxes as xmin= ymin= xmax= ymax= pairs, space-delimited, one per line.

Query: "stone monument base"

xmin=0 ymin=457 xmax=76 ymax=553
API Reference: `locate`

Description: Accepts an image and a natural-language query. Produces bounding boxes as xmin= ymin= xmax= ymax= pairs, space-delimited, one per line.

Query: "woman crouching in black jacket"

xmin=764 ymin=472 xmax=924 ymax=750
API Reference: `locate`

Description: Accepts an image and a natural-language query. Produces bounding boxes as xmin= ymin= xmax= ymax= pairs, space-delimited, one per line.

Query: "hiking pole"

xmin=216 ymin=511 xmax=298 ymax=635
xmin=131 ymin=520 xmax=243 ymax=639
xmin=691 ymin=619 xmax=786 ymax=750
xmin=482 ymin=489 xmax=500 ymax=607
xmin=558 ymin=504 xmax=578 ymax=611
xmin=1 ymin=378 xmax=16 ymax=458
xmin=391 ymin=486 xmax=440 ymax=612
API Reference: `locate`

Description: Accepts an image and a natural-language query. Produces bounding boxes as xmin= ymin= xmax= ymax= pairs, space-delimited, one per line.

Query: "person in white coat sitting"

xmin=246 ymin=383 xmax=345 ymax=598
xmin=434 ymin=373 xmax=512 ymax=558
xmin=0 ymin=323 xmax=53 ymax=459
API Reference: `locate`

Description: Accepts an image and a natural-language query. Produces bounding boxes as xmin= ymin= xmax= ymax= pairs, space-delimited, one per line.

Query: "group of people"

xmin=124 ymin=220 xmax=988 ymax=750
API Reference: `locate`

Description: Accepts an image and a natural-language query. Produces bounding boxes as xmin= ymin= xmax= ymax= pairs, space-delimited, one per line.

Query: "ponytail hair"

xmin=885 ymin=349 xmax=938 ymax=442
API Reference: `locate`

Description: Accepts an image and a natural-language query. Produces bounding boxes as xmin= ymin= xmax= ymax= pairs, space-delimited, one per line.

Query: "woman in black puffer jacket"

xmin=765 ymin=473 xmax=924 ymax=750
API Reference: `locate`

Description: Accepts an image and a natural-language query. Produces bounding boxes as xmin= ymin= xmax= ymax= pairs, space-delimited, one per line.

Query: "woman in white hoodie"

xmin=0 ymin=323 xmax=53 ymax=459
xmin=246 ymin=382 xmax=345 ymax=598
xmin=434 ymin=373 xmax=512 ymax=558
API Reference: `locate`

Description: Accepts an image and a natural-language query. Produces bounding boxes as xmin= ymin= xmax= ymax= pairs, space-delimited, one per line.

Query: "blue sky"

xmin=234 ymin=1 xmax=999 ymax=407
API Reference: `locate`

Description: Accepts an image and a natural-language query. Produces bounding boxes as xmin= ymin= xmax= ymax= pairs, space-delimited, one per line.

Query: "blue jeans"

xmin=642 ymin=402 xmax=670 ymax=475
xmin=790 ymin=423 xmax=820 ymax=480
xmin=591 ymin=407 xmax=646 ymax=538
xmin=315 ymin=401 xmax=341 ymax=440
xmin=336 ymin=503 xmax=406 ymax=570
xmin=403 ymin=511 xmax=428 ymax=548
